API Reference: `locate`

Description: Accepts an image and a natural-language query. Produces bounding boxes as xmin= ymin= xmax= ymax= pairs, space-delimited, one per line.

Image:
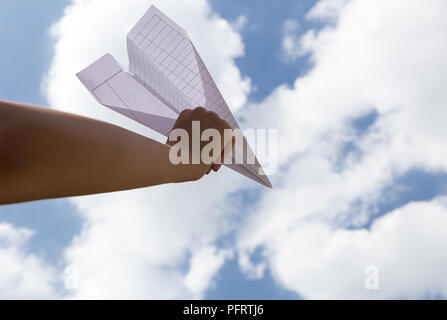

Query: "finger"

xmin=174 ymin=109 xmax=191 ymax=126
xmin=193 ymin=106 xmax=207 ymax=114
xmin=212 ymin=163 xmax=222 ymax=171
xmin=205 ymin=110 xmax=220 ymax=122
xmin=178 ymin=108 xmax=191 ymax=118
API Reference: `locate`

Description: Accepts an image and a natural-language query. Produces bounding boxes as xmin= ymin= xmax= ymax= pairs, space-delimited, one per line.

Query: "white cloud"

xmin=281 ymin=19 xmax=301 ymax=60
xmin=0 ymin=223 xmax=58 ymax=299
xmin=231 ymin=15 xmax=248 ymax=32
xmin=265 ymin=197 xmax=447 ymax=299
xmin=237 ymin=0 xmax=447 ymax=299
xmin=183 ymin=246 xmax=232 ymax=298
xmin=62 ymin=184 xmax=240 ymax=299
xmin=306 ymin=0 xmax=349 ymax=22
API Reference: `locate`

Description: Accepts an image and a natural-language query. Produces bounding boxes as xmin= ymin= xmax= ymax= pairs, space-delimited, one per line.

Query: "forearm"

xmin=0 ymin=100 xmax=187 ymax=204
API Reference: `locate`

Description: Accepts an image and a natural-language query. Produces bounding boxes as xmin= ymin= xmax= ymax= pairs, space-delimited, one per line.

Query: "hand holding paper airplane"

xmin=77 ymin=5 xmax=272 ymax=188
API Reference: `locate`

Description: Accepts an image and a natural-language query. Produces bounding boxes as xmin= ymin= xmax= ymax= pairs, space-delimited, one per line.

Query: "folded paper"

xmin=77 ymin=5 xmax=272 ymax=188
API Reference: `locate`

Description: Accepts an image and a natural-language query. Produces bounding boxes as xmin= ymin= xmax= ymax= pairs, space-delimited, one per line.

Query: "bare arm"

xmin=0 ymin=100 xmax=230 ymax=204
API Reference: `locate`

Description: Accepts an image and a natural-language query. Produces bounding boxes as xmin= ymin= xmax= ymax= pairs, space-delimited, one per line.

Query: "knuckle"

xmin=193 ymin=106 xmax=207 ymax=114
xmin=206 ymin=110 xmax=219 ymax=120
xmin=179 ymin=109 xmax=191 ymax=117
xmin=225 ymin=123 xmax=232 ymax=130
xmin=221 ymin=119 xmax=232 ymax=130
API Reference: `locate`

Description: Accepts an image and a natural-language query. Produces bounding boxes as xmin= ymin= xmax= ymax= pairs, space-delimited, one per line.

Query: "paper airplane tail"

xmin=225 ymin=163 xmax=272 ymax=188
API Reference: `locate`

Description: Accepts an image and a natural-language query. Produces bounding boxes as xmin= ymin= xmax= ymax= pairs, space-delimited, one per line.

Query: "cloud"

xmin=62 ymin=184 xmax=241 ymax=299
xmin=0 ymin=223 xmax=58 ymax=299
xmin=183 ymin=246 xmax=232 ymax=298
xmin=306 ymin=0 xmax=349 ymax=22
xmin=231 ymin=15 xmax=248 ymax=32
xmin=236 ymin=0 xmax=447 ymax=298
xmin=44 ymin=0 xmax=255 ymax=299
xmin=242 ymin=197 xmax=447 ymax=299
xmin=281 ymin=19 xmax=301 ymax=60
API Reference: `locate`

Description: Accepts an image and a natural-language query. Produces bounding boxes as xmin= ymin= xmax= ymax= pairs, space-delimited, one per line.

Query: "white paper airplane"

xmin=77 ymin=5 xmax=272 ymax=188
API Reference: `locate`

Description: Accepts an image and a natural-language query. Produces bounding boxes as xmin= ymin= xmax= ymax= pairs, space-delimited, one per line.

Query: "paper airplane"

xmin=77 ymin=5 xmax=272 ymax=188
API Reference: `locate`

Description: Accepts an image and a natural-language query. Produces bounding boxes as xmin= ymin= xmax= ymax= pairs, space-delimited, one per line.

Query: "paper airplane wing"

xmin=77 ymin=53 xmax=177 ymax=136
xmin=127 ymin=6 xmax=237 ymax=128
xmin=77 ymin=5 xmax=272 ymax=188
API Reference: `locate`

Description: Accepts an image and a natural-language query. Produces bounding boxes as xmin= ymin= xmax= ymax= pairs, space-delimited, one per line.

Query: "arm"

xmin=0 ymin=100 xmax=230 ymax=204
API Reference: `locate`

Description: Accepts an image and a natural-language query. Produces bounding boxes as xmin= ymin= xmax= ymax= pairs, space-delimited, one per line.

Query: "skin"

xmin=0 ymin=100 xmax=232 ymax=205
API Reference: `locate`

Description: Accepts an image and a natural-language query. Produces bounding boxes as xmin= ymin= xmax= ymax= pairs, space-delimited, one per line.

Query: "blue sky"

xmin=210 ymin=0 xmax=318 ymax=102
xmin=1 ymin=0 xmax=447 ymax=299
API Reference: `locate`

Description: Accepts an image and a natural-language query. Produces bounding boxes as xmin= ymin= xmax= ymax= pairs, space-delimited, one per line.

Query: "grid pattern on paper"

xmin=127 ymin=13 xmax=238 ymax=129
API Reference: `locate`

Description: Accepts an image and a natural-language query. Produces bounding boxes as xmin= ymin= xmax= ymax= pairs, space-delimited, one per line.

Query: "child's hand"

xmin=166 ymin=107 xmax=233 ymax=181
